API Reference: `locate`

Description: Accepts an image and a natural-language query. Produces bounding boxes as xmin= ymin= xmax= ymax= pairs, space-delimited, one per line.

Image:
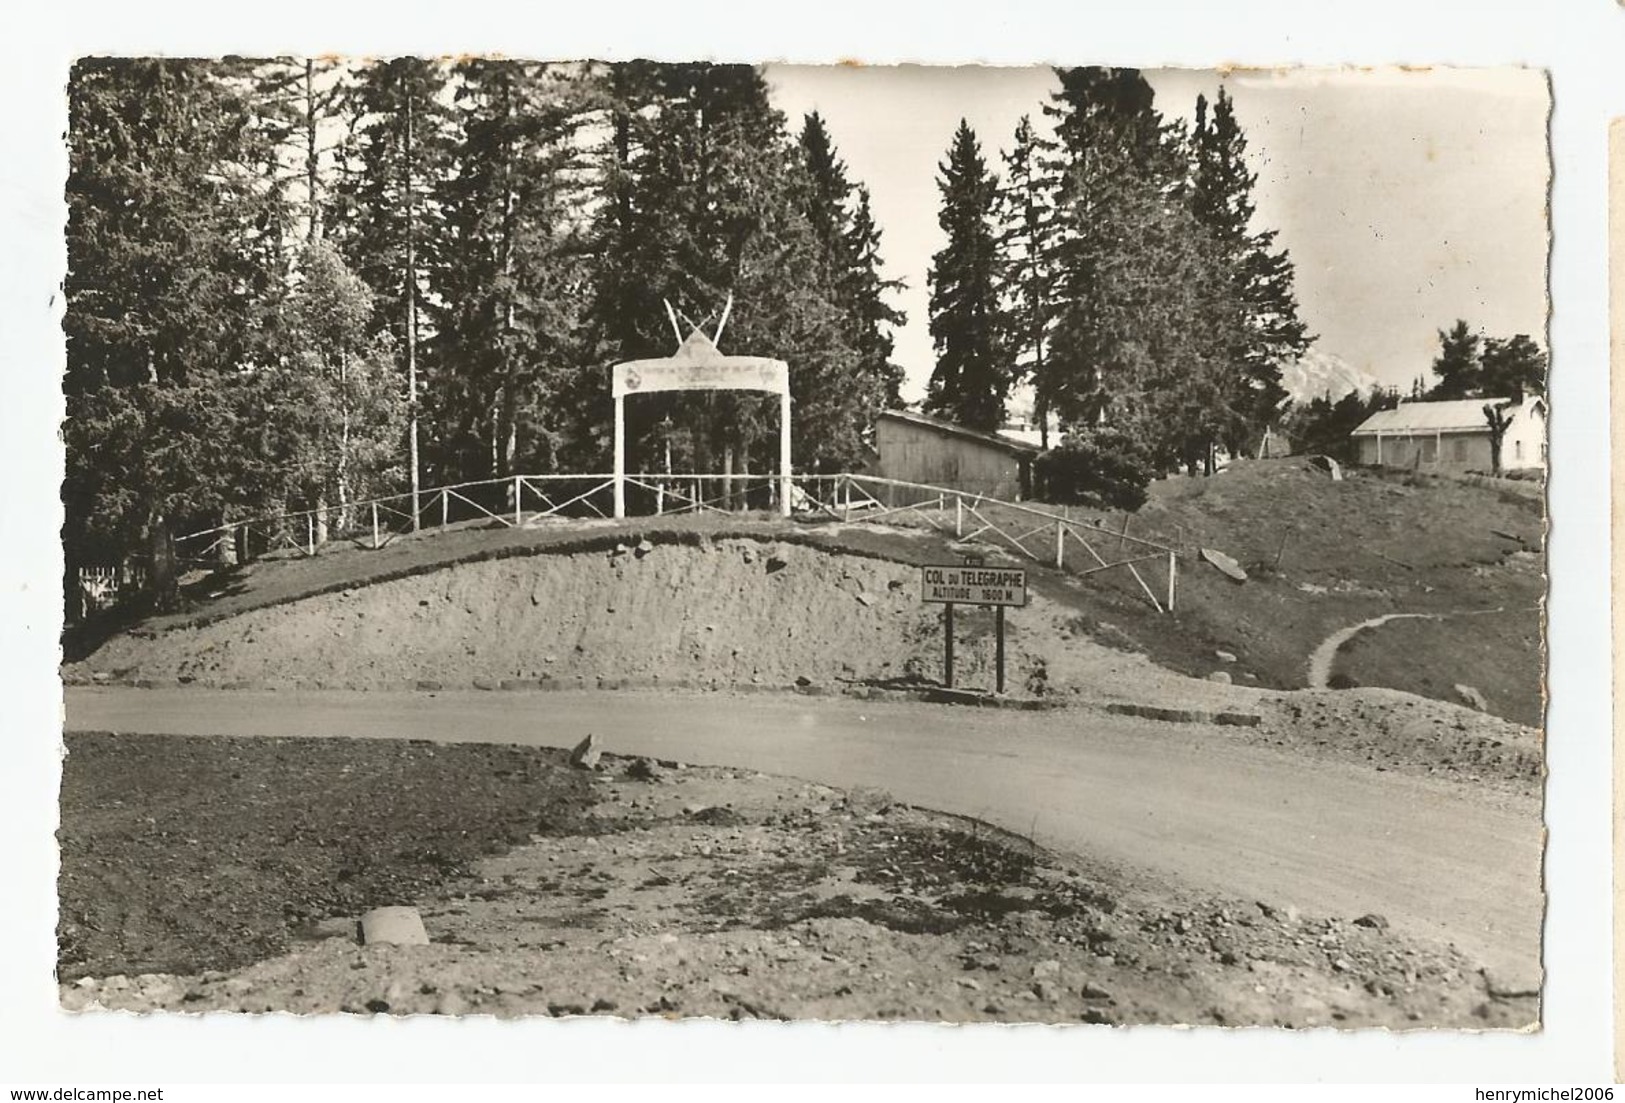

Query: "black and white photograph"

xmin=49 ymin=56 xmax=1551 ymax=1034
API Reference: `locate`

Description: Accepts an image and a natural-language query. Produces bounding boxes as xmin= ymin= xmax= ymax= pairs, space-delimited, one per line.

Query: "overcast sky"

xmin=764 ymin=65 xmax=1550 ymax=401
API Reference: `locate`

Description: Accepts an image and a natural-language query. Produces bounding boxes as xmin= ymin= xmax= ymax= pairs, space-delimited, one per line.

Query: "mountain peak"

xmin=1279 ymin=350 xmax=1383 ymax=406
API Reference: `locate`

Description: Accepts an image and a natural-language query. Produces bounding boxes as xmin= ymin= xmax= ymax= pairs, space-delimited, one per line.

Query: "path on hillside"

xmin=1306 ymin=613 xmax=1446 ymax=689
xmin=1305 ymin=606 xmax=1514 ymax=690
xmin=65 ymin=686 xmax=1543 ymax=985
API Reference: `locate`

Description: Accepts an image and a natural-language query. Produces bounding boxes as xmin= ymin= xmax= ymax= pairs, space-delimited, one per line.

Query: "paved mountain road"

xmin=63 ymin=686 xmax=1543 ymax=984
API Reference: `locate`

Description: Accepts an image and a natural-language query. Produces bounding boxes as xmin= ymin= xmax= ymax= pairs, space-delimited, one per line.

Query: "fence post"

xmin=955 ymin=496 xmax=963 ymax=538
xmin=513 ymin=475 xmax=522 ymax=527
xmin=440 ymin=488 xmax=449 ymax=531
xmin=307 ymin=514 xmax=314 ymax=556
xmin=1055 ymin=520 xmax=1065 ymax=569
xmin=1167 ymin=549 xmax=1178 ymax=612
xmin=371 ymin=501 xmax=380 ymax=549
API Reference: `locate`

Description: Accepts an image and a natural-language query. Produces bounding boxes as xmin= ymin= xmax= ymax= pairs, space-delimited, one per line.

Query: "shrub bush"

xmin=1034 ymin=429 xmax=1155 ymax=511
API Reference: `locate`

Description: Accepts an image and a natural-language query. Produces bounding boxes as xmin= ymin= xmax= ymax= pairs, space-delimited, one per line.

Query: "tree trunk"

xmin=491 ymin=406 xmax=502 ymax=479
xmin=722 ymin=442 xmax=735 ymax=512
xmin=337 ymin=350 xmax=352 ymax=532
xmin=495 ymin=385 xmax=517 ymax=478
xmin=497 ymin=72 xmax=519 ymax=483
xmin=405 ymin=87 xmax=420 ymax=531
xmin=305 ymin=59 xmax=321 ymax=242
xmin=147 ymin=513 xmax=179 ymax=612
xmin=218 ymin=511 xmax=238 ymax=568
xmin=692 ymin=408 xmax=713 ymax=508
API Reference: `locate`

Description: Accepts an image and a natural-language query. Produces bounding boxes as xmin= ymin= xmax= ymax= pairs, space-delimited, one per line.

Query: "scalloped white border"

xmin=1 ymin=0 xmax=1611 ymax=1087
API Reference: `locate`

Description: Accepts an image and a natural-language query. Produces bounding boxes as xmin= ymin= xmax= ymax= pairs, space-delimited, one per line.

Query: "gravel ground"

xmin=59 ymin=737 xmax=1536 ymax=1028
xmin=1251 ymin=688 xmax=1543 ymax=803
xmin=57 ymin=731 xmax=595 ymax=978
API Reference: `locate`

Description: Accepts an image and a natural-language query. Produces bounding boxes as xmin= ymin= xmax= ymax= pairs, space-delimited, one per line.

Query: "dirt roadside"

xmin=60 ymin=741 xmax=1535 ymax=1028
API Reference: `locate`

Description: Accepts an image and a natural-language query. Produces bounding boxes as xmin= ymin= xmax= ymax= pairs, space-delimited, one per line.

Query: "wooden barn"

xmin=1349 ymin=396 xmax=1546 ymax=474
xmin=871 ymin=409 xmax=1043 ymax=501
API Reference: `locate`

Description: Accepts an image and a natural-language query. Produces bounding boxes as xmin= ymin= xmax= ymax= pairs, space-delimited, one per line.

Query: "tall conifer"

xmin=1190 ymin=86 xmax=1311 ymax=442
xmin=925 ymin=120 xmax=1007 ymax=431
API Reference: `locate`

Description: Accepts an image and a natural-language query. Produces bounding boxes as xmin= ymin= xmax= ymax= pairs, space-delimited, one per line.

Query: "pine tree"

xmin=1281 ymin=388 xmax=1389 ymax=462
xmin=249 ymin=58 xmax=346 ymax=244
xmin=1047 ymin=67 xmax=1168 ymax=177
xmin=580 ymin=63 xmax=878 ymax=481
xmin=925 ymin=120 xmax=1007 ymax=431
xmin=1042 ymin=70 xmax=1180 ymax=438
xmin=1429 ymin=319 xmax=1483 ymax=398
xmin=798 ymin=115 xmax=906 ymax=411
xmin=1190 ymin=86 xmax=1311 ymax=447
xmin=432 ymin=59 xmax=593 ymax=483
xmin=798 ymin=111 xmax=851 ymax=262
xmin=845 ymin=186 xmax=907 ymax=408
xmin=1480 ymin=334 xmax=1546 ymax=400
xmin=1041 ymin=66 xmax=1175 ymax=436
xmin=996 ymin=114 xmax=1060 ymax=446
xmin=328 ymin=57 xmax=454 ymax=515
xmin=1042 ymin=67 xmax=1250 ymax=473
xmin=64 ymin=58 xmax=284 ymax=602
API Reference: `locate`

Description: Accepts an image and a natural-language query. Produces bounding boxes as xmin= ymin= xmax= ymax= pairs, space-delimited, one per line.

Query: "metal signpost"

xmin=920 ymin=563 xmax=1027 ymax=693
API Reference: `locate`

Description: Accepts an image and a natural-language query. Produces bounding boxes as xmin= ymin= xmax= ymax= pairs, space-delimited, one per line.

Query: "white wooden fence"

xmin=74 ymin=564 xmax=146 ymax=621
xmin=164 ymin=470 xmax=1180 ymax=614
xmin=795 ymin=473 xmax=1179 ymax=613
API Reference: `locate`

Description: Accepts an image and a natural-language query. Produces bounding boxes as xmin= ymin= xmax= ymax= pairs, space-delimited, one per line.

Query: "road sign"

xmin=920 ymin=564 xmax=1027 ymax=607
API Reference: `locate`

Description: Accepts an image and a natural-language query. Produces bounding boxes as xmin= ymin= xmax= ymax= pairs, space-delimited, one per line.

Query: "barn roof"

xmin=878 ymin=409 xmax=1045 ymax=456
xmin=1349 ymin=397 xmax=1529 ymax=436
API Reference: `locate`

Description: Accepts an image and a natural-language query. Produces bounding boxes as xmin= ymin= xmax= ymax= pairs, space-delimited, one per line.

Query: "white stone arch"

xmin=611 ymin=327 xmax=792 ymax=518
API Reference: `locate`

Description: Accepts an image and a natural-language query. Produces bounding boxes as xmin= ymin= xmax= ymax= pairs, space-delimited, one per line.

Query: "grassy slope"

xmin=67 ymin=460 xmax=1545 ymax=722
xmin=1127 ymin=460 xmax=1544 ymax=723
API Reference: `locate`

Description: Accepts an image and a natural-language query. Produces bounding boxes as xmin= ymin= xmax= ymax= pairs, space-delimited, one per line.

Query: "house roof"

xmin=1349 ymin=397 xmax=1537 ymax=436
xmin=878 ymin=409 xmax=1044 ymax=456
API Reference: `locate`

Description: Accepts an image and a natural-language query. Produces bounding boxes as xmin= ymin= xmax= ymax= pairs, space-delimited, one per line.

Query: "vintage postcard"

xmin=48 ymin=59 xmax=1552 ymax=1035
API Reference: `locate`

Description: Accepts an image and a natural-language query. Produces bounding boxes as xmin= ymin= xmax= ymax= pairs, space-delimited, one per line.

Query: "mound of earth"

xmin=66 ymin=537 xmax=1252 ymax=706
xmin=67 ymin=458 xmax=1547 ymax=723
xmin=1253 ymin=689 xmax=1543 ymax=802
xmin=60 ymin=736 xmax=1533 ymax=1028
